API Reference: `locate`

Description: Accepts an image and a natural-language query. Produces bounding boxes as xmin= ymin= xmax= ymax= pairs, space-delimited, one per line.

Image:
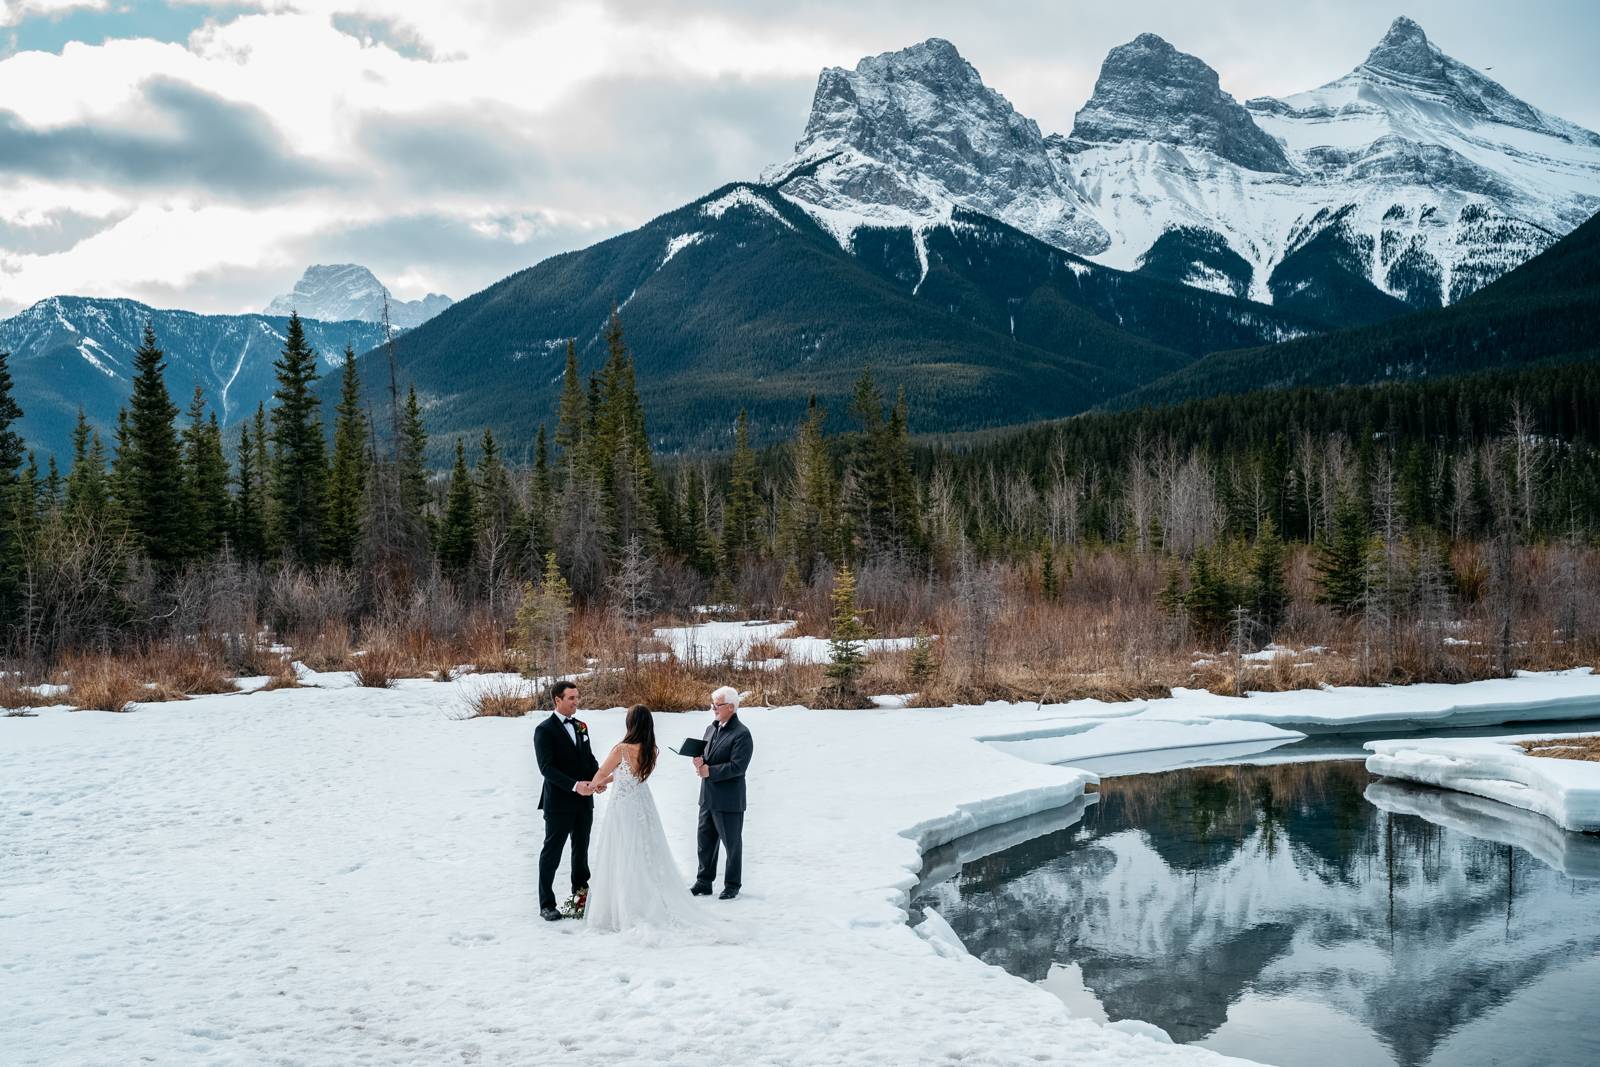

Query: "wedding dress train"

xmin=584 ymin=759 xmax=706 ymax=935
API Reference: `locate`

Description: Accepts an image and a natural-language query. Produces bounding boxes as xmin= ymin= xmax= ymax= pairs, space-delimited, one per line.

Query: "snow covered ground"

xmin=655 ymin=618 xmax=918 ymax=667
xmin=1366 ymin=732 xmax=1600 ymax=833
xmin=4 ymin=679 xmax=1246 ymax=1066
xmin=8 ymin=667 xmax=1600 ymax=1064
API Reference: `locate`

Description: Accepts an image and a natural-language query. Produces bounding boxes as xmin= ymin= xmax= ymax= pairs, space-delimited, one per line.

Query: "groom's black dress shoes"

xmin=540 ymin=907 xmax=563 ymax=921
xmin=718 ymin=888 xmax=739 ymax=900
xmin=689 ymin=883 xmax=713 ymax=896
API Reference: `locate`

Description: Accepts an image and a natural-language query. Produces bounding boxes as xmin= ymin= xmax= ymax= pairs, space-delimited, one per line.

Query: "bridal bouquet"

xmin=561 ymin=886 xmax=588 ymax=920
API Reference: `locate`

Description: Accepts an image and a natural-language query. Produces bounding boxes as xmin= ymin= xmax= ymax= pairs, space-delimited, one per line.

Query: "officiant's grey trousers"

xmin=696 ymin=809 xmax=743 ymax=891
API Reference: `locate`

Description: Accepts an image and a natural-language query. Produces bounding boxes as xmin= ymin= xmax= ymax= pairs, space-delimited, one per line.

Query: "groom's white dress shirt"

xmin=558 ymin=714 xmax=582 ymax=791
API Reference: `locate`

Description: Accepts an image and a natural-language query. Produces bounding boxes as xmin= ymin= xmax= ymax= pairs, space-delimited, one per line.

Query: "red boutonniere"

xmin=574 ymin=719 xmax=589 ymax=739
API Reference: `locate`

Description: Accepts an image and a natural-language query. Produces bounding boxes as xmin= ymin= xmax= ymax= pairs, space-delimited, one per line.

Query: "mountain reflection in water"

xmin=914 ymin=761 xmax=1600 ymax=1067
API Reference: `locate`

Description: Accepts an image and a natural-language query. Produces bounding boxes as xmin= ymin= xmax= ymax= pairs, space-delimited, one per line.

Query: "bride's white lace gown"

xmin=584 ymin=758 xmax=704 ymax=934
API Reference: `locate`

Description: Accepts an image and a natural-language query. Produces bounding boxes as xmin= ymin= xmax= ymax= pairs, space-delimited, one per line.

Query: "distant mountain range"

xmin=1114 ymin=204 xmax=1600 ymax=408
xmin=265 ymin=264 xmax=451 ymax=329
xmin=0 ymin=298 xmax=388 ymax=458
xmin=5 ymin=17 xmax=1597 ymax=458
xmin=339 ymin=18 xmax=1599 ymax=451
xmin=771 ymin=19 xmax=1599 ymax=325
xmin=329 ymin=184 xmax=1317 ymax=453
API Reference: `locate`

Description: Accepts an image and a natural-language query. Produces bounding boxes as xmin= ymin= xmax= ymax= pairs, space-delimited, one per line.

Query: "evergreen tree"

xmin=1041 ymin=541 xmax=1060 ymax=601
xmin=43 ymin=455 xmax=61 ymax=510
xmin=1315 ymin=492 xmax=1371 ymax=614
xmin=517 ymin=551 xmax=573 ymax=696
xmin=64 ymin=409 xmax=113 ymax=522
xmin=884 ymin=387 xmax=921 ymax=556
xmin=1251 ymin=519 xmax=1289 ymax=634
xmin=252 ymin=402 xmax=274 ymax=555
xmin=108 ymin=408 xmax=134 ymax=514
xmin=123 ymin=324 xmax=188 ymax=564
xmin=398 ymin=384 xmax=431 ymax=541
xmin=438 ymin=438 xmax=478 ymax=577
xmin=517 ymin=424 xmax=554 ymax=570
xmin=1184 ymin=546 xmax=1236 ymax=640
xmin=723 ymin=408 xmax=758 ymax=566
xmin=554 ymin=339 xmax=585 ymax=460
xmin=268 ymin=313 xmax=328 ymax=564
xmin=233 ymin=421 xmax=266 ymax=562
xmin=780 ymin=397 xmax=839 ymax=581
xmin=326 ymin=347 xmax=369 ymax=565
xmin=824 ymin=564 xmax=871 ymax=697
xmin=181 ymin=389 xmax=231 ymax=557
xmin=0 ymin=350 xmax=25 ymax=630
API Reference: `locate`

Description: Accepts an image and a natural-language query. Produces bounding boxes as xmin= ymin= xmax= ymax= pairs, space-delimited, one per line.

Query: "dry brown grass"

xmin=259 ymin=655 xmax=302 ymax=691
xmin=461 ymin=678 xmax=540 ymax=718
xmin=352 ymin=646 xmax=403 ymax=689
xmin=1 ymin=677 xmax=39 ymax=714
xmin=141 ymin=643 xmax=238 ymax=696
xmin=743 ymin=638 xmax=784 ymax=662
xmin=293 ymin=625 xmax=355 ymax=672
xmin=60 ymin=654 xmax=154 ymax=712
xmin=1519 ymin=736 xmax=1600 ymax=763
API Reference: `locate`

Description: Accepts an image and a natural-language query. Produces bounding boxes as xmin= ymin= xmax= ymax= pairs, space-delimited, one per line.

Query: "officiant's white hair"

xmin=711 ymin=685 xmax=739 ymax=709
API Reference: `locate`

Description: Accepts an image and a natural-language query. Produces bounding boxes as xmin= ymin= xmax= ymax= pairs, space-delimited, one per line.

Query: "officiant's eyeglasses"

xmin=712 ymin=700 xmax=732 ymax=709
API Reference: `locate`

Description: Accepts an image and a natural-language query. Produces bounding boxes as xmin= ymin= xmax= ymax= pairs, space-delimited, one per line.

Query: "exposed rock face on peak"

xmin=765 ymin=38 xmax=1108 ymax=255
xmin=1069 ymin=33 xmax=1291 ymax=173
xmin=767 ymin=21 xmax=1600 ymax=321
xmin=266 ymin=264 xmax=452 ymax=329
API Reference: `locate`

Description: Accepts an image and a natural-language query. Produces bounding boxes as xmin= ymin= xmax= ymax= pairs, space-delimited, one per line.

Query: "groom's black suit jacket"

xmin=533 ymin=713 xmax=599 ymax=814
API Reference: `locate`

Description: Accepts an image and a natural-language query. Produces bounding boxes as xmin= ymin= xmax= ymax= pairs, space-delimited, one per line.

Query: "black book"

xmin=670 ymin=737 xmax=707 ymax=758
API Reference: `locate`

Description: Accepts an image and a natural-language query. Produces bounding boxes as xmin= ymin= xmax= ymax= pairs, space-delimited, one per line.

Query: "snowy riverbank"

xmin=1366 ymin=732 xmax=1600 ymax=832
xmin=6 ymin=669 xmax=1600 ymax=1064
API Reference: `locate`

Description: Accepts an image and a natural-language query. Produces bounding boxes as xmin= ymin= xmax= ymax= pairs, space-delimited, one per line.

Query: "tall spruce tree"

xmin=554 ymin=340 xmax=585 ymax=461
xmin=181 ymin=389 xmax=232 ymax=557
xmin=1315 ymin=492 xmax=1371 ymax=614
xmin=437 ymin=437 xmax=478 ymax=577
xmin=326 ymin=347 xmax=369 ymax=565
xmin=123 ymin=324 xmax=188 ymax=564
xmin=0 ymin=351 xmax=25 ymax=629
xmin=65 ymin=409 xmax=113 ymax=522
xmin=398 ymin=384 xmax=431 ymax=541
xmin=723 ymin=408 xmax=758 ymax=566
xmin=781 ymin=396 xmax=838 ymax=581
xmin=251 ymin=402 xmax=274 ymax=555
xmin=268 ymin=313 xmax=328 ymax=564
xmin=233 ymin=421 xmax=266 ymax=561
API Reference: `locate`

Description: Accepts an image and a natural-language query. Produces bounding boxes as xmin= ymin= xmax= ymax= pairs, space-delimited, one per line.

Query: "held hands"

xmin=692 ymin=756 xmax=710 ymax=780
xmin=575 ymin=781 xmax=594 ymax=796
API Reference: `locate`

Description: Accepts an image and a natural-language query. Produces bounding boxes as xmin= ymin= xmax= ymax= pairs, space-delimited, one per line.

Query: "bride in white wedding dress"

xmin=583 ymin=705 xmax=706 ymax=935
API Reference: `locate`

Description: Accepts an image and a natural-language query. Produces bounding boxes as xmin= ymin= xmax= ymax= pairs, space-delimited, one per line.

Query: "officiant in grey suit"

xmin=691 ymin=685 xmax=753 ymax=900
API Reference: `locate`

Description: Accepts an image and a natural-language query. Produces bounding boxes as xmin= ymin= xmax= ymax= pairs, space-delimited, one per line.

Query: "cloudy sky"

xmin=1 ymin=0 xmax=1595 ymax=316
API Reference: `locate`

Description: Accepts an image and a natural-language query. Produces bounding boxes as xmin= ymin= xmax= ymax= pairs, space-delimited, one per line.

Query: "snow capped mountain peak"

xmin=767 ymin=37 xmax=1107 ymax=255
xmin=265 ymin=264 xmax=452 ymax=329
xmin=768 ymin=24 xmax=1600 ymax=317
xmin=1070 ymin=33 xmax=1290 ymax=173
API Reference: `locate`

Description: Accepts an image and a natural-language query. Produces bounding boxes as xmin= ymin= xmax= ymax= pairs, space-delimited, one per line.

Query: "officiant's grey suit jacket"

xmin=699 ymin=714 xmax=753 ymax=812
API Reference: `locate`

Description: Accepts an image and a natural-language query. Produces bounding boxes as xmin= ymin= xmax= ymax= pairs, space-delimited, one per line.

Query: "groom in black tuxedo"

xmin=533 ymin=680 xmax=601 ymax=921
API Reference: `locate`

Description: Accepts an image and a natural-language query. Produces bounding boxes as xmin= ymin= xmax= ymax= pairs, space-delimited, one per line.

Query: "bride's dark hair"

xmin=623 ymin=704 xmax=657 ymax=781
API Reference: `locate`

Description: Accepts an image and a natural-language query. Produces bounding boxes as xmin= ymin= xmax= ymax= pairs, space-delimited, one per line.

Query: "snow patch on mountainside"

xmin=699 ymin=188 xmax=794 ymax=229
xmin=662 ymin=231 xmax=708 ymax=266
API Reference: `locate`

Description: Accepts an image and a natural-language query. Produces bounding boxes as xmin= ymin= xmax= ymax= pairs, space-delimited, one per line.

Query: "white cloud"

xmin=0 ymin=0 xmax=1594 ymax=316
xmin=0 ymin=0 xmax=105 ymax=29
